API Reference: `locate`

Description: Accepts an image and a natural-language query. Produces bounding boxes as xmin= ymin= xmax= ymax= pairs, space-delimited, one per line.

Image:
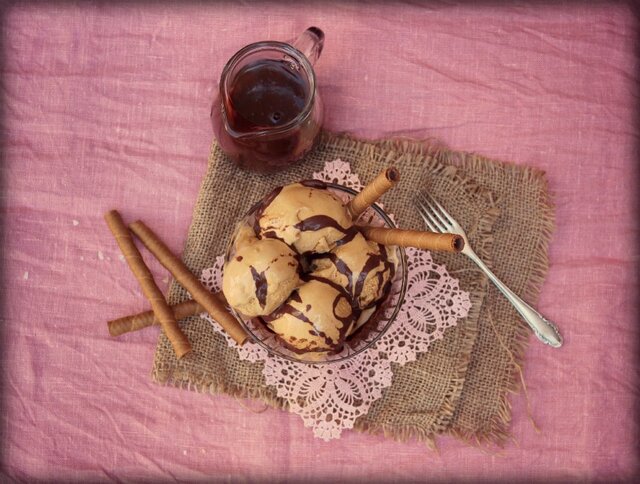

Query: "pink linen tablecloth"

xmin=1 ymin=1 xmax=638 ymax=481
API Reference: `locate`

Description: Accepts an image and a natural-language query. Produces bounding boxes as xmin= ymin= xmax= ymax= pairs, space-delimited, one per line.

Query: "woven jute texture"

xmin=151 ymin=131 xmax=554 ymax=447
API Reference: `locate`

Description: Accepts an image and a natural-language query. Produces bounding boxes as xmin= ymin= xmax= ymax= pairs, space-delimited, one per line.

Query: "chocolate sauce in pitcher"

xmin=212 ymin=30 xmax=325 ymax=173
xmin=214 ymin=57 xmax=323 ymax=172
xmin=228 ymin=59 xmax=309 ymax=131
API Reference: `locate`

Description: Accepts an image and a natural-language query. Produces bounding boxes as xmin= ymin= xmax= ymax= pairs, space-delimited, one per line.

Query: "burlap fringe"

xmin=320 ymin=133 xmax=501 ymax=447
xmin=355 ymin=421 xmax=439 ymax=451
xmin=352 ymin=136 xmax=555 ymax=448
xmin=151 ymin=132 xmax=555 ymax=449
xmin=153 ymin=360 xmax=291 ymax=411
xmin=446 ymin=152 xmax=555 ymax=448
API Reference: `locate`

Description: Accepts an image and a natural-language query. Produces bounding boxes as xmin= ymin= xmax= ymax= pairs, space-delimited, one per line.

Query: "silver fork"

xmin=416 ymin=191 xmax=563 ymax=348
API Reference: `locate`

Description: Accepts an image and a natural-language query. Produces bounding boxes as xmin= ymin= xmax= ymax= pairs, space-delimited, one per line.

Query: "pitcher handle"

xmin=290 ymin=27 xmax=324 ymax=65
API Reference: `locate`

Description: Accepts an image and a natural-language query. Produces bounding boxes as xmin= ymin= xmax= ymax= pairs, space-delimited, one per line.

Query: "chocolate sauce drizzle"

xmin=310 ymin=232 xmax=395 ymax=310
xmin=305 ymin=274 xmax=361 ymax=346
xmin=263 ymin=294 xmax=334 ymax=351
xmin=353 ymin=247 xmax=388 ymax=305
xmin=357 ymin=243 xmax=394 ymax=309
xmin=298 ymin=179 xmax=328 ymax=189
xmin=263 ymin=277 xmax=358 ymax=353
xmin=251 ymin=182 xmax=351 ymax=253
xmin=333 ymin=226 xmax=360 ymax=248
xmin=250 ymin=265 xmax=269 ymax=309
xmin=237 ymin=182 xmax=396 ymax=356
xmin=250 ymin=185 xmax=283 ymax=235
xmin=293 ymin=215 xmax=349 ymax=234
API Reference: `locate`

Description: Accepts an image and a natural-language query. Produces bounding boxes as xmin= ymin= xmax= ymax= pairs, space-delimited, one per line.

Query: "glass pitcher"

xmin=211 ymin=27 xmax=325 ymax=173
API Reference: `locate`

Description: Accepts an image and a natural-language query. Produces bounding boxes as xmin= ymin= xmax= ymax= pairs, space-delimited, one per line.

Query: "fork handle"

xmin=465 ymin=249 xmax=563 ymax=348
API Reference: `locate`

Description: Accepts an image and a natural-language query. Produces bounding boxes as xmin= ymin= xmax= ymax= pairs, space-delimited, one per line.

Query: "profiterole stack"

xmin=105 ymin=166 xmax=464 ymax=359
xmin=221 ymin=167 xmax=462 ymax=356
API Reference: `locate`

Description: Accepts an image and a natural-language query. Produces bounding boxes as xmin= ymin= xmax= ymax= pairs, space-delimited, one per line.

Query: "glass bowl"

xmin=224 ymin=182 xmax=408 ymax=365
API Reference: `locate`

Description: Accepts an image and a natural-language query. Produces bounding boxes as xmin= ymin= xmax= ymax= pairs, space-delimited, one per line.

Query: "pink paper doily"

xmin=199 ymin=160 xmax=471 ymax=440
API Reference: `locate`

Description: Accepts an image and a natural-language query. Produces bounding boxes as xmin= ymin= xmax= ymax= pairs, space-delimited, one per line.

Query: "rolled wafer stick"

xmin=348 ymin=167 xmax=400 ymax=219
xmin=360 ymin=226 xmax=465 ymax=253
xmin=108 ymin=293 xmax=227 ymax=336
xmin=128 ymin=220 xmax=249 ymax=345
xmin=104 ymin=210 xmax=192 ymax=358
xmin=108 ymin=299 xmax=205 ymax=337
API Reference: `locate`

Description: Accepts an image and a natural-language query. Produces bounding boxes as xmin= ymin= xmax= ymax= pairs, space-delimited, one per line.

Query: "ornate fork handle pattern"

xmin=464 ymin=245 xmax=563 ymax=347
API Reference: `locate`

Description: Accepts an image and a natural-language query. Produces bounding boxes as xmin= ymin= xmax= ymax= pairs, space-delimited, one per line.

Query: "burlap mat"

xmin=152 ymin=131 xmax=554 ymax=447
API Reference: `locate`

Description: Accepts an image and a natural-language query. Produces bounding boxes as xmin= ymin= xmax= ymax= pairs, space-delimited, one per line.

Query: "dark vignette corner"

xmin=0 ymin=0 xmax=11 ymax=477
xmin=630 ymin=0 xmax=640 ymax=481
xmin=0 ymin=0 xmax=637 ymax=482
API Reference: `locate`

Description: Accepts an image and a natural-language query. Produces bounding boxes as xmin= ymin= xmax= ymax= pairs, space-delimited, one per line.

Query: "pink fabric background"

xmin=2 ymin=1 xmax=638 ymax=481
